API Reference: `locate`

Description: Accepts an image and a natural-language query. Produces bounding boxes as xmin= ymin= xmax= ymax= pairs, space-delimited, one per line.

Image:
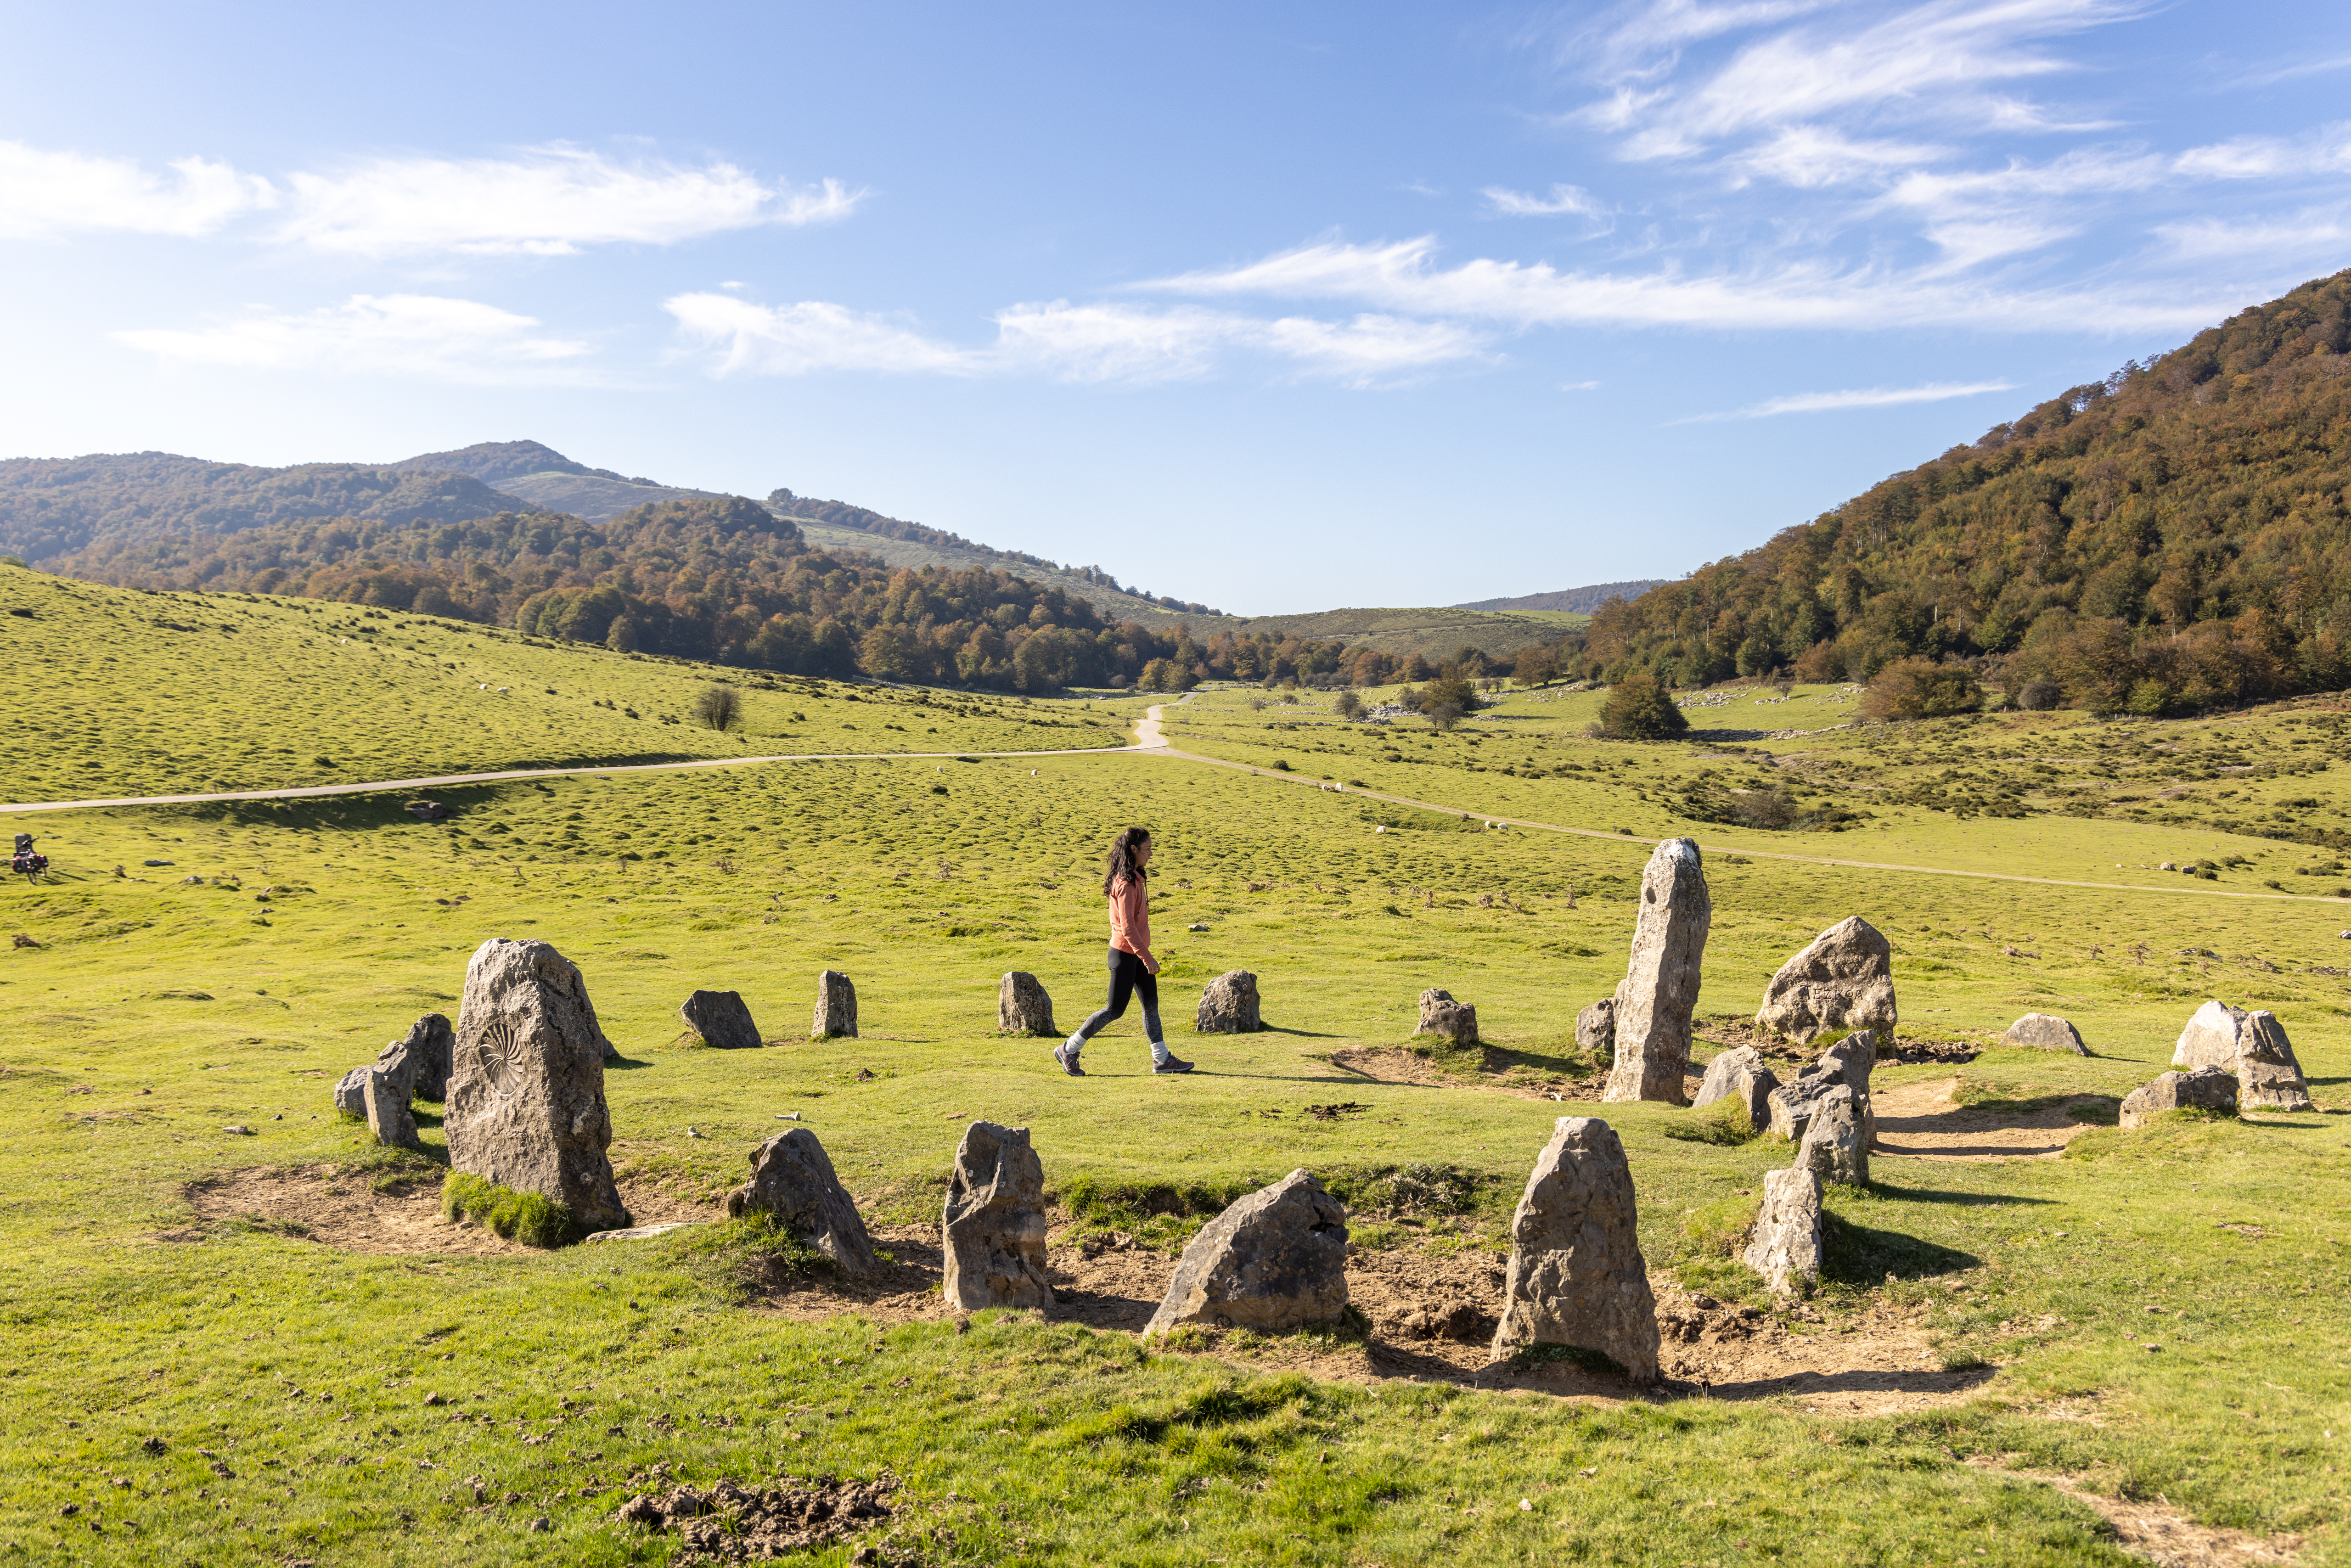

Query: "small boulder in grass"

xmin=1414 ymin=988 xmax=1479 ymax=1046
xmin=679 ymin=989 xmax=762 ymax=1051
xmin=725 ymin=1127 xmax=878 ymax=1276
xmin=1575 ymin=997 xmax=1615 ymax=1054
xmin=2120 ymin=1065 xmax=2239 ymax=1128
xmin=1195 ymin=970 xmax=1263 ymax=1034
xmin=2172 ymin=1000 xmax=2312 ymax=1111
xmin=2004 ymin=1012 xmax=2088 ymax=1055
xmin=996 ymin=971 xmax=1055 ymax=1037
xmin=1143 ymin=1169 xmax=1349 ymax=1338
xmin=813 ymin=971 xmax=859 ymax=1039
xmin=1692 ymin=1045 xmax=1777 ymax=1134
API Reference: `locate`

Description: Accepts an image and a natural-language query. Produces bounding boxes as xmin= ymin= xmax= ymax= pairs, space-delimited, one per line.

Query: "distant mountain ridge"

xmin=1456 ymin=580 xmax=1676 ymax=614
xmin=0 ymin=451 xmax=538 ymax=563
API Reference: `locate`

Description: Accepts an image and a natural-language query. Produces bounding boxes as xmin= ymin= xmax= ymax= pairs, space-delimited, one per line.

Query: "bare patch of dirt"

xmin=751 ymin=1223 xmax=1990 ymax=1412
xmin=1699 ymin=1015 xmax=1981 ymax=1067
xmin=177 ymin=1165 xmax=712 ymax=1255
xmin=1873 ymin=1078 xmax=2104 ymax=1160
xmin=1969 ymin=1461 xmax=2303 ymax=1566
xmin=1327 ymin=1046 xmax=1605 ymax=1102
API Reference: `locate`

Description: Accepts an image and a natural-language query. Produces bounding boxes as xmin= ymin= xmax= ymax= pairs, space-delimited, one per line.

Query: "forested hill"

xmin=1580 ymin=267 xmax=2351 ymax=715
xmin=36 ymin=492 xmax=1378 ymax=692
xmin=0 ymin=453 xmax=535 ymax=563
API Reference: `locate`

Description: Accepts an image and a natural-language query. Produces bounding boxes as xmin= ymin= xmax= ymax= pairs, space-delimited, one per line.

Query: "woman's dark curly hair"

xmin=1101 ymin=826 xmax=1152 ymax=894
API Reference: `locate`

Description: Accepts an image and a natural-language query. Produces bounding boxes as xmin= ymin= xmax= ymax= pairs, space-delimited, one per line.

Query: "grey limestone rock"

xmin=942 ymin=1121 xmax=1052 ymax=1311
xmin=333 ymin=1064 xmax=372 ymax=1117
xmin=1415 ymin=988 xmax=1479 ymax=1046
xmin=2121 ymin=1064 xmax=2239 ymax=1128
xmin=1575 ymin=997 xmax=1615 ymax=1054
xmin=680 ymin=989 xmax=762 ymax=1050
xmin=1196 ymin=970 xmax=1263 ymax=1034
xmin=723 ymin=1128 xmax=877 ymax=1275
xmin=334 ymin=1013 xmax=454 ymax=1115
xmin=1603 ymin=839 xmax=1710 ymax=1105
xmin=1796 ymin=1085 xmax=1868 ymax=1185
xmin=2004 ymin=1012 xmax=2088 ymax=1055
xmin=1143 ymin=1169 xmax=1350 ymax=1338
xmin=813 ymin=971 xmax=859 ymax=1039
xmin=1489 ymin=1117 xmax=1660 ymax=1384
xmin=1755 ymin=916 xmax=1897 ymax=1044
xmin=363 ymin=1067 xmax=422 ymax=1152
xmin=997 ymin=972 xmax=1056 ymax=1036
xmin=1767 ymin=1030 xmax=1877 ymax=1146
xmin=1741 ymin=1166 xmax=1822 ymax=1293
xmin=444 ymin=938 xmax=629 ymax=1234
xmin=2171 ymin=1000 xmax=2311 ymax=1111
xmin=1692 ymin=1045 xmax=1779 ymax=1135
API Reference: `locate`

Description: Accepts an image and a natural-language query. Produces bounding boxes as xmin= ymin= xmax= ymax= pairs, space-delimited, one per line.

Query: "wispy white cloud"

xmin=0 ymin=140 xmax=859 ymax=255
xmin=1481 ymin=182 xmax=1609 ymax=217
xmin=277 ymin=147 xmax=860 ymax=256
xmin=112 ymin=294 xmax=594 ymax=383
xmin=0 ymin=140 xmax=275 ymax=238
xmin=2155 ymin=208 xmax=2351 ymax=263
xmin=1673 ymin=379 xmax=2017 ymax=421
xmin=663 ymin=293 xmax=1487 ymax=386
xmin=1142 ymin=236 xmax=2231 ymax=333
xmin=1729 ymin=126 xmax=1951 ymax=188
xmin=1582 ymin=0 xmax=2145 ymax=161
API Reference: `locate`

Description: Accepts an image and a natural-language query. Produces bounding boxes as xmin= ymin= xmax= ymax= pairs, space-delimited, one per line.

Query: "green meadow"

xmin=3 ymin=573 xmax=2348 ymax=1566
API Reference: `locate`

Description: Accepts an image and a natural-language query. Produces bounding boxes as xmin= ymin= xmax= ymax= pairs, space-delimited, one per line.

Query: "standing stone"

xmin=724 ymin=1128 xmax=877 ymax=1276
xmin=813 ymin=971 xmax=859 ymax=1039
xmin=1754 ymin=916 xmax=1898 ymax=1044
xmin=1143 ymin=1170 xmax=1349 ymax=1337
xmin=941 ymin=1122 xmax=1052 ymax=1311
xmin=1797 ymin=1085 xmax=1868 ymax=1185
xmin=1767 ymin=1030 xmax=1877 ymax=1146
xmin=1575 ymin=997 xmax=1615 ymax=1055
xmin=1602 ymin=839 xmax=1710 ymax=1105
xmin=1741 ymin=1167 xmax=1822 ymax=1293
xmin=679 ymin=989 xmax=762 ymax=1050
xmin=997 ymin=972 xmax=1056 ymax=1036
xmin=1195 ymin=970 xmax=1263 ymax=1034
xmin=333 ymin=1013 xmax=454 ymax=1115
xmin=2004 ymin=1012 xmax=2088 ymax=1056
xmin=363 ymin=1067 xmax=421 ymax=1152
xmin=1488 ymin=1117 xmax=1660 ymax=1385
xmin=2120 ymin=1065 xmax=2240 ymax=1128
xmin=2171 ymin=1000 xmax=2311 ymax=1111
xmin=444 ymin=938 xmax=629 ymax=1234
xmin=1692 ymin=1045 xmax=1779 ymax=1135
xmin=1415 ymin=988 xmax=1479 ymax=1046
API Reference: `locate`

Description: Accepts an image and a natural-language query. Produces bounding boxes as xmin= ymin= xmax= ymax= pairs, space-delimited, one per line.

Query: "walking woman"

xmin=1055 ymin=826 xmax=1193 ymax=1075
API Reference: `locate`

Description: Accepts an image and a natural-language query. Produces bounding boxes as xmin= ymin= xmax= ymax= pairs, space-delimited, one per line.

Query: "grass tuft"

xmin=439 ymin=1171 xmax=582 ymax=1248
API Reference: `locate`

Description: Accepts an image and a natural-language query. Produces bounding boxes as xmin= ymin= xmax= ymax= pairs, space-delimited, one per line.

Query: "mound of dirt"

xmin=1872 ymin=1079 xmax=2106 ymax=1160
xmin=615 ymin=1471 xmax=906 ymax=1565
xmin=178 ymin=1165 xmax=710 ymax=1255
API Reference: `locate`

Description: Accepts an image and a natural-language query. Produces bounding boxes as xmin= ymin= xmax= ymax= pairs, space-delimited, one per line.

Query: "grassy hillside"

xmin=2 ymin=605 xmax=2345 ymax=1564
xmin=1226 ymin=605 xmax=1591 ymax=660
xmin=0 ymin=567 xmax=1131 ymax=803
xmin=1583 ymin=267 xmax=2351 ymax=709
xmin=1456 ymin=580 xmax=1675 ymax=614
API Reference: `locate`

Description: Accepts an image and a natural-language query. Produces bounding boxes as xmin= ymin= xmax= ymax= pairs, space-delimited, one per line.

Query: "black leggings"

xmin=1073 ymin=945 xmax=1162 ymax=1045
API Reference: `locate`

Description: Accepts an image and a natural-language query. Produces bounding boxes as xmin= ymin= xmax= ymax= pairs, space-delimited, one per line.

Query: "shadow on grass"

xmin=1823 ymin=1209 xmax=1980 ymax=1286
xmin=605 ymin=1054 xmax=657 ymax=1072
xmin=1861 ymin=1179 xmax=2056 ymax=1208
xmin=153 ymin=764 xmax=701 ymax=827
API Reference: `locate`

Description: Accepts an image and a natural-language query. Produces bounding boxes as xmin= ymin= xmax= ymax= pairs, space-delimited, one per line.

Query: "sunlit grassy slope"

xmin=1 ymin=592 xmax=2347 ymax=1566
xmin=0 ymin=566 xmax=1132 ymax=801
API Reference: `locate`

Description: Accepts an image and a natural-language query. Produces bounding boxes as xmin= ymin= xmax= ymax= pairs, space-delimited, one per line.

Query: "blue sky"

xmin=4 ymin=1 xmax=2348 ymax=613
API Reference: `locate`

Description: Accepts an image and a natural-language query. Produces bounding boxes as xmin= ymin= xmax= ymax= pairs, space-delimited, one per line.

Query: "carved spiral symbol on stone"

xmin=474 ymin=1014 xmax=525 ymax=1095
